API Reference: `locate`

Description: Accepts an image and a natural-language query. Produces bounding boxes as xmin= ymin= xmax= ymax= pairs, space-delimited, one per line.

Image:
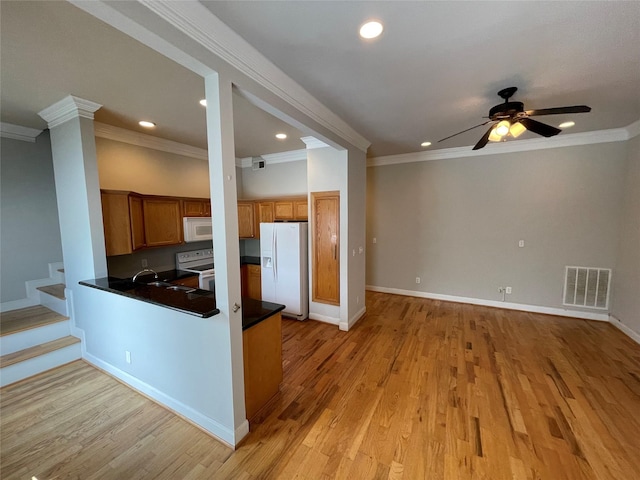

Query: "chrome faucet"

xmin=132 ymin=268 xmax=159 ymax=283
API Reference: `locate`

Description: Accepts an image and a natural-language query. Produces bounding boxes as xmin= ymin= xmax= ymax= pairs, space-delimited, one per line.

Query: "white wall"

xmin=96 ymin=137 xmax=211 ymax=197
xmin=611 ymin=134 xmax=640 ymax=337
xmin=346 ymin=147 xmax=367 ymax=329
xmin=307 ymin=146 xmax=348 ymax=325
xmin=239 ymin=159 xmax=307 ymax=198
xmin=366 ymin=141 xmax=628 ymax=315
xmin=0 ymin=132 xmax=63 ymax=303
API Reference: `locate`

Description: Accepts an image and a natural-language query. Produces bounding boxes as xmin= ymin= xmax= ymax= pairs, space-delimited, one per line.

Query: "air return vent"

xmin=563 ymin=266 xmax=611 ymax=310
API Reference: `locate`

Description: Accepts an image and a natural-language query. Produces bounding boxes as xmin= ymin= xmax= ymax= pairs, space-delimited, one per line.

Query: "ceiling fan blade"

xmin=525 ymin=105 xmax=591 ymax=116
xmin=472 ymin=124 xmax=495 ymax=150
xmin=438 ymin=120 xmax=492 ymax=143
xmin=519 ymin=117 xmax=561 ymax=137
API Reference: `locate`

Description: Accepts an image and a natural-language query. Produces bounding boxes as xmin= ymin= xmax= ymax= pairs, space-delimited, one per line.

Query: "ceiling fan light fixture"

xmin=559 ymin=121 xmax=575 ymax=129
xmin=509 ymin=121 xmax=527 ymax=138
xmin=488 ymin=127 xmax=503 ymax=142
xmin=495 ymin=120 xmax=510 ymax=137
xmin=421 ymin=141 xmax=431 ymax=147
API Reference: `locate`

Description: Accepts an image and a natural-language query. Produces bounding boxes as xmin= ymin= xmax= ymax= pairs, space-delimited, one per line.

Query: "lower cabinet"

xmin=241 ymin=264 xmax=262 ymax=299
xmin=170 ymin=275 xmax=199 ymax=289
xmin=243 ymin=313 xmax=283 ymax=419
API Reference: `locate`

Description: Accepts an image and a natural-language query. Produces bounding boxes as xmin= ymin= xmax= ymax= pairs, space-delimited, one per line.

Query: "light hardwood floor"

xmin=2 ymin=291 xmax=639 ymax=479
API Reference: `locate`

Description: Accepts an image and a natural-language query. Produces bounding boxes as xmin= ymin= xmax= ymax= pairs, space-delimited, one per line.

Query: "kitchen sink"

xmin=147 ymin=281 xmax=172 ymax=287
xmin=166 ymin=285 xmax=196 ymax=293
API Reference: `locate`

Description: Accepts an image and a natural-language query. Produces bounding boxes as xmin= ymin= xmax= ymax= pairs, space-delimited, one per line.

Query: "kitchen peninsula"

xmin=79 ymin=275 xmax=285 ymax=419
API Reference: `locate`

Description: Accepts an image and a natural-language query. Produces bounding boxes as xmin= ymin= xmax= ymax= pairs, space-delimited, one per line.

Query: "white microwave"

xmin=183 ymin=217 xmax=213 ymax=243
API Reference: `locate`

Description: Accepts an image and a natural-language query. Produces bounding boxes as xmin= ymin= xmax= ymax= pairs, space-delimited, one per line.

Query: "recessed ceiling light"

xmin=359 ymin=21 xmax=383 ymax=39
xmin=275 ymin=133 xmax=287 ymax=140
xmin=421 ymin=141 xmax=432 ymax=147
xmin=199 ymin=99 xmax=207 ymax=107
xmin=138 ymin=121 xmax=156 ymax=128
xmin=559 ymin=121 xmax=575 ymax=129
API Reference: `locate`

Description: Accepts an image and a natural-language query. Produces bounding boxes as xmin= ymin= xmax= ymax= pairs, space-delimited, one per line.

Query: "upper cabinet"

xmin=142 ymin=197 xmax=183 ymax=247
xmin=183 ymin=198 xmax=211 ymax=217
xmin=102 ymin=190 xmax=202 ymax=256
xmin=238 ymin=202 xmax=256 ymax=238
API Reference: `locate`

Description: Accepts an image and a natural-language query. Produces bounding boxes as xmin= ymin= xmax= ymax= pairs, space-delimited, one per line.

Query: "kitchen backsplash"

xmin=240 ymin=239 xmax=261 ymax=257
xmin=107 ymin=241 xmax=213 ymax=278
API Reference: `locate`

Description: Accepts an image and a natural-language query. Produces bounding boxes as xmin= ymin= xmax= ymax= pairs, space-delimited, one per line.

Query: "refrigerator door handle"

xmin=273 ymin=227 xmax=277 ymax=281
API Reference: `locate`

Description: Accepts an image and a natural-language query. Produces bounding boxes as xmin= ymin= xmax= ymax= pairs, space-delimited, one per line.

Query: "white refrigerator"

xmin=260 ymin=222 xmax=309 ymax=320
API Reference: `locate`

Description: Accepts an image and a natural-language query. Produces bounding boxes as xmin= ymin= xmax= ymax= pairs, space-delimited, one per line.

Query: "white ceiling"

xmin=2 ymin=1 xmax=639 ymax=158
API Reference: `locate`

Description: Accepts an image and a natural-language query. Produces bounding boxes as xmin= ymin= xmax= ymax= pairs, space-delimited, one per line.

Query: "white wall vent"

xmin=563 ymin=266 xmax=611 ymax=310
xmin=252 ymin=156 xmax=265 ymax=170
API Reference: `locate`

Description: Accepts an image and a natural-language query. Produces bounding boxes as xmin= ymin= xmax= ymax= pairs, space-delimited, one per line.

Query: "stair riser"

xmin=39 ymin=291 xmax=68 ymax=316
xmin=0 ymin=343 xmax=81 ymax=387
xmin=1 ymin=320 xmax=72 ymax=355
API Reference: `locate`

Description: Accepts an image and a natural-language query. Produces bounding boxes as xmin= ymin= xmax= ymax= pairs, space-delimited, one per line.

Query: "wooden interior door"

xmin=311 ymin=191 xmax=340 ymax=305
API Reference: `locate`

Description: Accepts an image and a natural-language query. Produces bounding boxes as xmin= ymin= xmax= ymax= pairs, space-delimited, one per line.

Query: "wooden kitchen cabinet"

xmin=238 ymin=202 xmax=255 ymax=238
xmin=102 ymin=191 xmax=135 ymax=256
xmin=142 ymin=197 xmax=183 ymax=247
xmin=246 ymin=264 xmax=262 ymax=299
xmin=254 ymin=201 xmax=274 ymax=238
xmin=243 ymin=312 xmax=282 ymax=419
xmin=274 ymin=200 xmax=294 ymax=220
xmin=129 ymin=194 xmax=145 ymax=251
xmin=183 ymin=198 xmax=211 ymax=217
xmin=171 ymin=275 xmax=199 ymax=289
xmin=294 ymin=199 xmax=308 ymax=220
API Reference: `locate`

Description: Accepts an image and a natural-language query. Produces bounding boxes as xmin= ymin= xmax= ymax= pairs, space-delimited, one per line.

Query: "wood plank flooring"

xmin=0 ymin=305 xmax=68 ymax=336
xmin=2 ymin=291 xmax=639 ymax=479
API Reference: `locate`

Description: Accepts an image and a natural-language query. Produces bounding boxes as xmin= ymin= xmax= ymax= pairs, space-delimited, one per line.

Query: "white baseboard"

xmin=0 ymin=297 xmax=39 ymax=313
xmin=365 ymin=285 xmax=610 ymax=322
xmin=340 ymin=306 xmax=366 ymax=331
xmin=309 ymin=312 xmax=340 ymax=325
xmin=83 ymin=353 xmax=245 ymax=447
xmin=609 ymin=315 xmax=640 ymax=344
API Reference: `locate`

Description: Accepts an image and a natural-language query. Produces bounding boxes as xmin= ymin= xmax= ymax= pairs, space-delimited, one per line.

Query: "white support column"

xmin=38 ymin=96 xmax=107 ymax=322
xmin=204 ymin=73 xmax=248 ymax=442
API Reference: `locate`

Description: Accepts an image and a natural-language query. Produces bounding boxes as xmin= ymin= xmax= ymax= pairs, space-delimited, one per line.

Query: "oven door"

xmin=199 ymin=271 xmax=215 ymax=292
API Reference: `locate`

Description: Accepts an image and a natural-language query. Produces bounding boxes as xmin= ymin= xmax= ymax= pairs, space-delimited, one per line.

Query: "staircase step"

xmin=0 ymin=306 xmax=68 ymax=336
xmin=0 ymin=336 xmax=80 ymax=368
xmin=37 ymin=283 xmax=66 ymax=300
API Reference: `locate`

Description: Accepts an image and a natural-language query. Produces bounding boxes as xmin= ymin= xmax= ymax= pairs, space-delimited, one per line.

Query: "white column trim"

xmin=38 ymin=95 xmax=102 ymax=128
xmin=0 ymin=122 xmax=43 ymax=142
xmin=301 ymin=136 xmax=330 ymax=150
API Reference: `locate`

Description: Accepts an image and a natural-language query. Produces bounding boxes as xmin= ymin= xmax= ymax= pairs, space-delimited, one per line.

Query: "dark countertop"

xmin=240 ymin=256 xmax=261 ymax=266
xmin=80 ymin=277 xmax=220 ymax=318
xmin=241 ymin=297 xmax=285 ymax=330
xmin=79 ymin=274 xmax=285 ymax=328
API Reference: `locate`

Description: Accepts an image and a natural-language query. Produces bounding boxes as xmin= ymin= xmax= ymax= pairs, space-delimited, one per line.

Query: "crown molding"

xmin=38 ymin=95 xmax=102 ymax=129
xmin=625 ymin=119 xmax=640 ymax=139
xmin=94 ymin=122 xmax=208 ymax=161
xmin=0 ymin=122 xmax=43 ymax=143
xmin=137 ymin=0 xmax=370 ymax=153
xmin=236 ymin=149 xmax=307 ymax=169
xmin=301 ymin=136 xmax=330 ymax=150
xmin=368 ymin=121 xmax=640 ymax=167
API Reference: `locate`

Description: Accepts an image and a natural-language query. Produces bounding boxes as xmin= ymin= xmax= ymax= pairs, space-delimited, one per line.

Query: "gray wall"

xmin=0 ymin=132 xmax=63 ymax=302
xmin=239 ymin=159 xmax=307 ymax=199
xmin=611 ymin=135 xmax=640 ymax=334
xmin=366 ymin=142 xmax=628 ymax=311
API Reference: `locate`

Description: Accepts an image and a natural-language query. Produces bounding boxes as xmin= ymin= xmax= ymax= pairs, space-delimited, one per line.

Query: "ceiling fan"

xmin=438 ymin=87 xmax=591 ymax=150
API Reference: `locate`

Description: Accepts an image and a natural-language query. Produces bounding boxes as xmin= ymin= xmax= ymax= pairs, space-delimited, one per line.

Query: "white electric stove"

xmin=176 ymin=249 xmax=215 ymax=291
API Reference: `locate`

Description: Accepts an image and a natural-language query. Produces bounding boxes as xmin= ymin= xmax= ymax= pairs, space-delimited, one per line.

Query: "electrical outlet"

xmin=506 ymin=287 xmax=512 ymax=294
xmin=416 ymin=277 xmax=421 ymax=284
xmin=372 ymin=237 xmax=377 ymax=244
xmin=518 ymin=240 xmax=525 ymax=248
xmin=125 ymin=351 xmax=131 ymax=364
xmin=141 ymin=259 xmax=148 ymax=268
